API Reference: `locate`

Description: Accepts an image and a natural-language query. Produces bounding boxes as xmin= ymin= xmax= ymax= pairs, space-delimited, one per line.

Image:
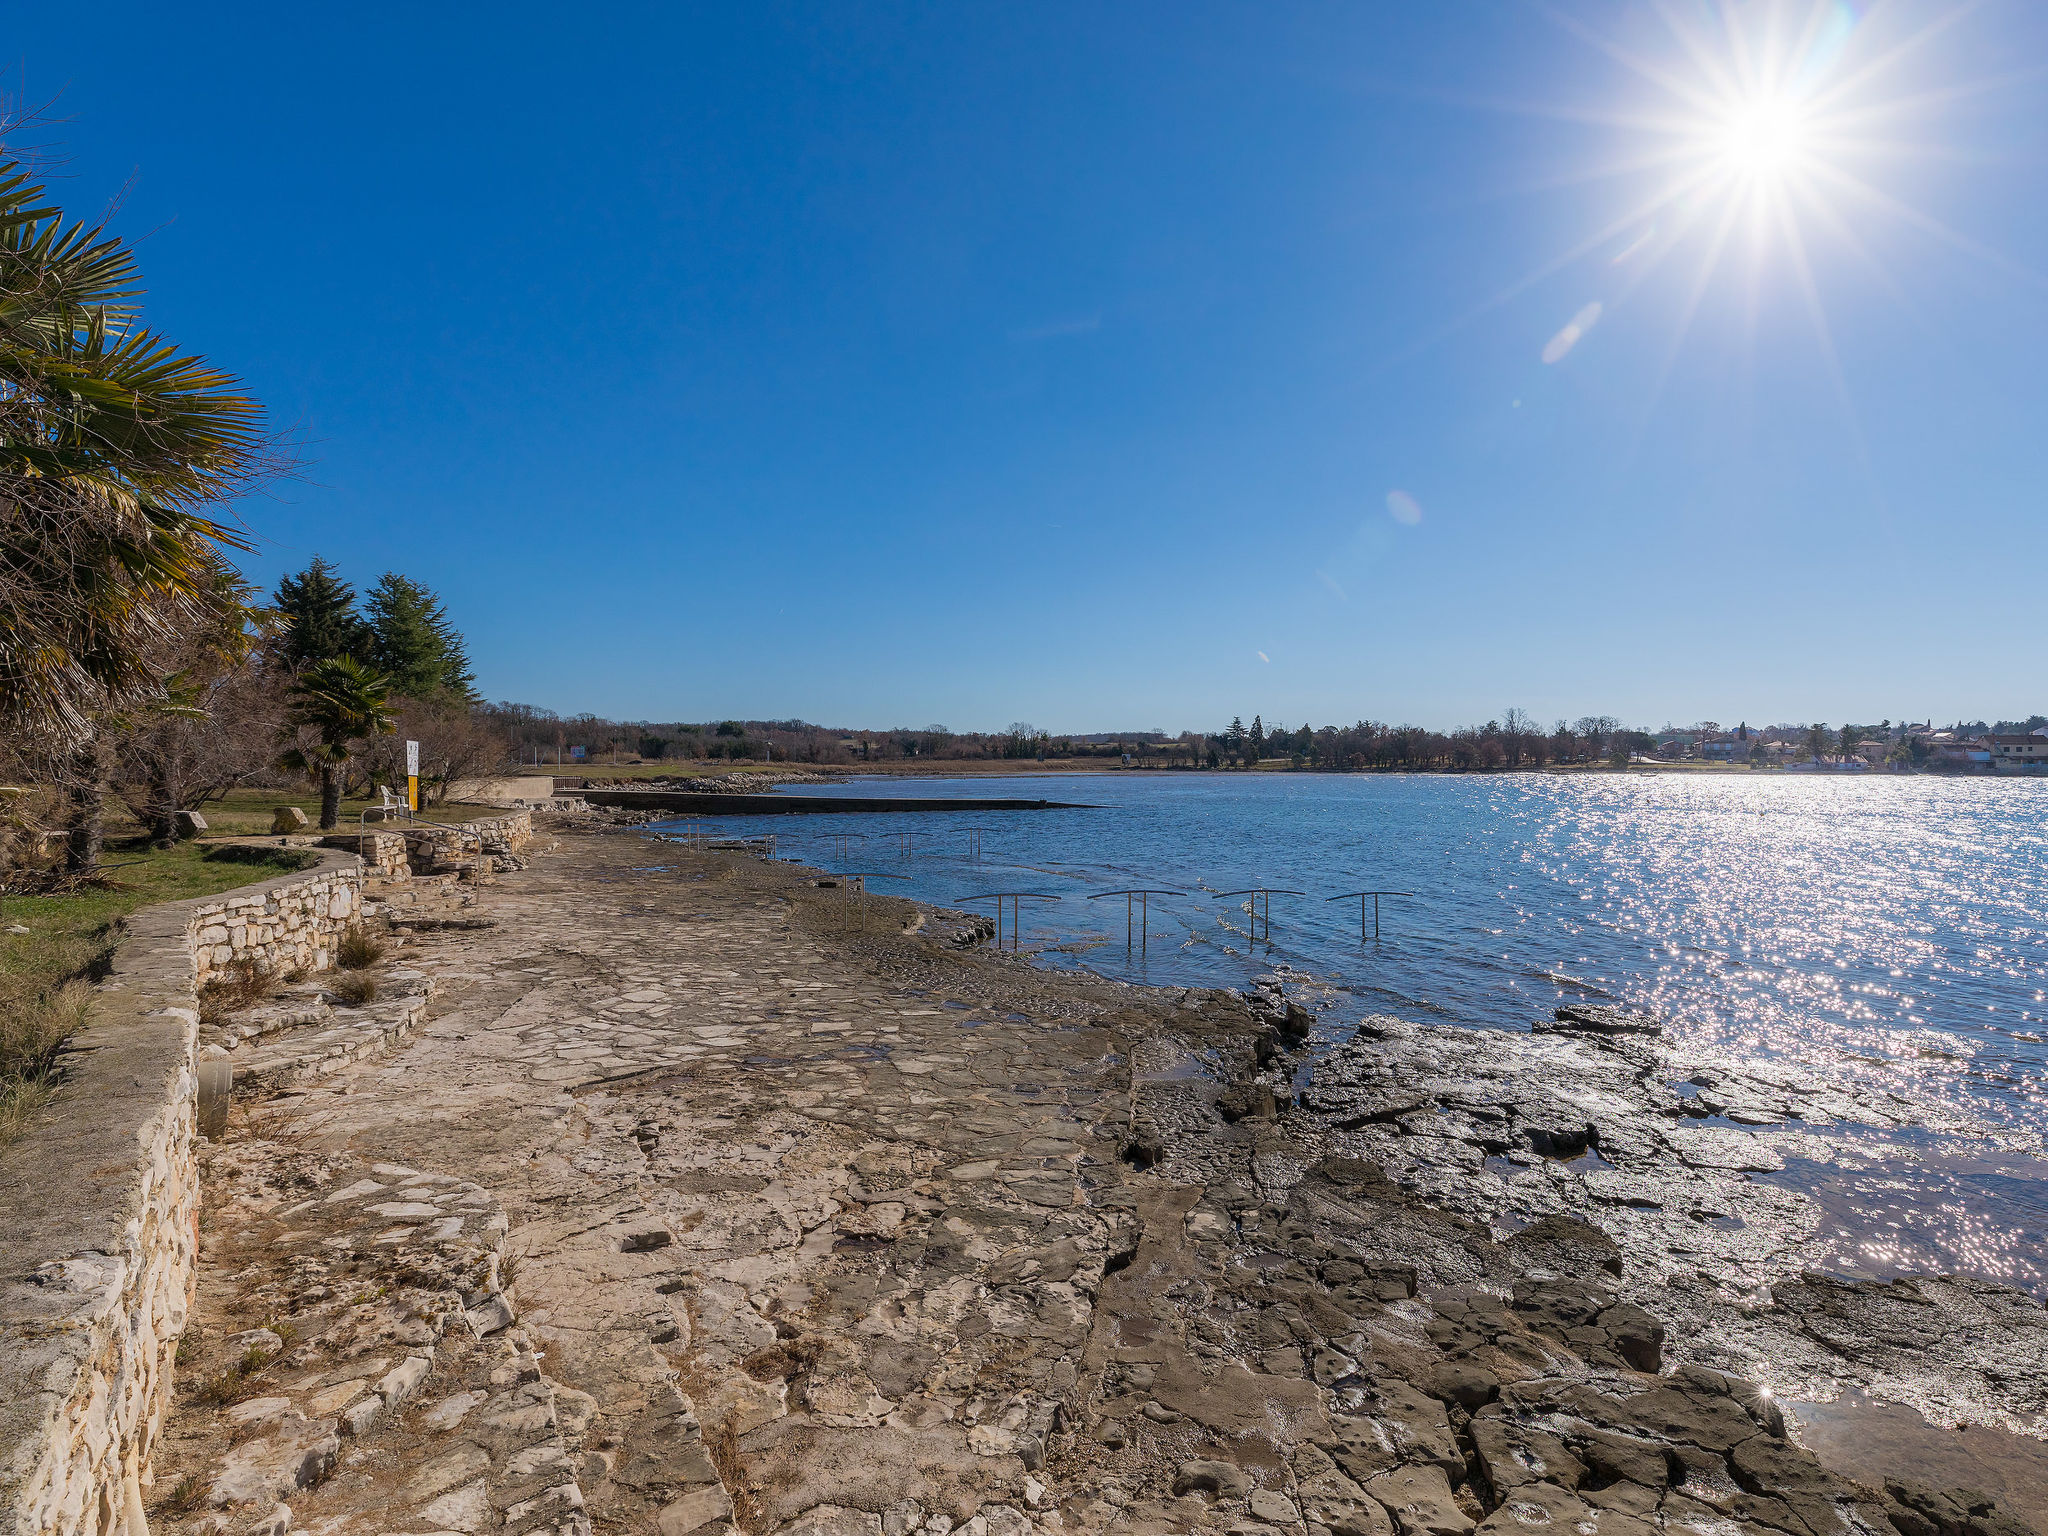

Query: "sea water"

xmin=658 ymin=771 xmax=2048 ymax=1286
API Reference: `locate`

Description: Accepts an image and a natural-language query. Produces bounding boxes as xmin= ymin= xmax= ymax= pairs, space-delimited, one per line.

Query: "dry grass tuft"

xmin=187 ymin=1339 xmax=275 ymax=1407
xmin=707 ymin=1416 xmax=768 ymax=1535
xmin=336 ymin=928 xmax=384 ymax=970
xmin=197 ymin=956 xmax=275 ymax=1023
xmin=0 ymin=977 xmax=93 ymax=1143
xmin=151 ymin=1473 xmax=206 ymax=1519
xmin=328 ymin=972 xmax=376 ymax=1008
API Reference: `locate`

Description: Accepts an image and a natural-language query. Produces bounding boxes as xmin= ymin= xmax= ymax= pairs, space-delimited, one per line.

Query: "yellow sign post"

xmin=405 ymin=739 xmax=420 ymax=812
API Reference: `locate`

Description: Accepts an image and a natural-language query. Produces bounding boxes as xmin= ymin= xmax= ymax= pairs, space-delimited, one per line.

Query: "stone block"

xmin=271 ymin=805 xmax=310 ymax=833
xmin=175 ymin=810 xmax=208 ymax=837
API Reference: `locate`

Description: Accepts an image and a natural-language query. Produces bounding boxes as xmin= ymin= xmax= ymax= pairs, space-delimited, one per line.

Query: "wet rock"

xmin=1470 ymin=1481 xmax=1595 ymax=1536
xmin=1360 ymin=1465 xmax=1474 ymax=1536
xmin=1174 ymin=1460 xmax=1252 ymax=1499
xmin=1249 ymin=1489 xmax=1302 ymax=1524
xmin=1467 ymin=1412 xmax=1585 ymax=1500
xmin=1884 ymin=1479 xmax=2036 ymax=1536
xmin=1420 ymin=1361 xmax=1498 ymax=1411
xmin=1328 ymin=1382 xmax=1463 ymax=1482
xmin=1294 ymin=1445 xmax=1393 ymax=1536
xmin=1219 ymin=1083 xmax=1288 ymax=1123
xmin=1537 ymin=1005 xmax=1661 ymax=1038
xmin=1502 ymin=1215 xmax=1623 ymax=1280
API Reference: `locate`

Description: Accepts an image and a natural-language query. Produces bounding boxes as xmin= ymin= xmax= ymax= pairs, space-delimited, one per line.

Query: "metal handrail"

xmin=1326 ymin=890 xmax=1417 ymax=943
xmin=954 ymin=891 xmax=1061 ymax=950
xmin=1087 ymin=889 xmax=1181 ymax=955
xmin=825 ymin=870 xmax=908 ymax=932
xmin=1213 ymin=888 xmax=1303 ymax=944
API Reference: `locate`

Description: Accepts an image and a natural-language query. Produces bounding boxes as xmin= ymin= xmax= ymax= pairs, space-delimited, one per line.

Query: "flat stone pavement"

xmin=147 ymin=829 xmax=2039 ymax=1536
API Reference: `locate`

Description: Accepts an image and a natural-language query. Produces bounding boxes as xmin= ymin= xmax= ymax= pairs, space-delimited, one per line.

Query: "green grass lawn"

xmin=0 ymin=838 xmax=318 ymax=1143
xmin=194 ymin=786 xmax=508 ymax=836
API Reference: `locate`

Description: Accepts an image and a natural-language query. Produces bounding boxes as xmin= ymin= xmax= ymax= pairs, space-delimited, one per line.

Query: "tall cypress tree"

xmin=272 ymin=557 xmax=371 ymax=671
xmin=366 ymin=573 xmax=474 ymax=700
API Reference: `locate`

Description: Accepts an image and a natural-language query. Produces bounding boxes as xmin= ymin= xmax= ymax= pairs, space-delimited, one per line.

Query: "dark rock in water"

xmin=1538 ymin=1004 xmax=1663 ymax=1036
xmin=1506 ymin=1214 xmax=1625 ymax=1278
xmin=1217 ymin=1082 xmax=1288 ymax=1123
xmin=1884 ymin=1478 xmax=2036 ymax=1536
xmin=1508 ymin=1277 xmax=1665 ymax=1374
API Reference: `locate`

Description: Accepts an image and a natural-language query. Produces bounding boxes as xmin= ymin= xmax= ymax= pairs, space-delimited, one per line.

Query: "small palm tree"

xmin=0 ymin=156 xmax=268 ymax=748
xmin=279 ymin=658 xmax=396 ymax=829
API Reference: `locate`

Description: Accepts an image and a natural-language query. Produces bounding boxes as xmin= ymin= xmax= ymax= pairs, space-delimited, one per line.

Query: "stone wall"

xmin=188 ymin=855 xmax=363 ymax=989
xmin=315 ymin=830 xmax=409 ymax=879
xmin=398 ymin=810 xmax=532 ymax=875
xmin=0 ymin=849 xmax=362 ymax=1536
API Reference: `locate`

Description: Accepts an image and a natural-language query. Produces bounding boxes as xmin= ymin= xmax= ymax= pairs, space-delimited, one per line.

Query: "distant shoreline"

xmin=525 ymin=757 xmax=2023 ymax=783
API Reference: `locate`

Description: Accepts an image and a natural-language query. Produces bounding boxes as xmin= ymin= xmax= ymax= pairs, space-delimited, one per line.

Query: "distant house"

xmin=1928 ymin=733 xmax=1992 ymax=767
xmin=1699 ymin=725 xmax=1759 ymax=762
xmin=1987 ymin=734 xmax=2048 ymax=770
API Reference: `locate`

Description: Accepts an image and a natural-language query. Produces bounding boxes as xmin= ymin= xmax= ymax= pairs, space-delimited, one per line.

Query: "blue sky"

xmin=15 ymin=2 xmax=2047 ymax=732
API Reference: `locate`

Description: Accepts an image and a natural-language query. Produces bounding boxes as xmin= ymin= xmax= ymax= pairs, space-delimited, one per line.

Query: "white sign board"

xmin=405 ymin=739 xmax=420 ymax=777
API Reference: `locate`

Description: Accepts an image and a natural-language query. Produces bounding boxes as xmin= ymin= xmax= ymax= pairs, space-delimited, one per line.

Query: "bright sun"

xmin=1718 ymin=95 xmax=1812 ymax=183
xmin=1468 ymin=0 xmax=2002 ymax=402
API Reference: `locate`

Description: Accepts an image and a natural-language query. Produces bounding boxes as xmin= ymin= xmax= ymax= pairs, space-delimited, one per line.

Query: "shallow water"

xmin=659 ymin=770 xmax=2048 ymax=1284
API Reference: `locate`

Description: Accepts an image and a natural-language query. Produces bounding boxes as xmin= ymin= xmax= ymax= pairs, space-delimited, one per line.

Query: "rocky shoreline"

xmin=140 ymin=828 xmax=2045 ymax=1536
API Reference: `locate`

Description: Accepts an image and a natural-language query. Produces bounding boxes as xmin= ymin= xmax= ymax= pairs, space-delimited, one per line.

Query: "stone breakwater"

xmin=121 ymin=832 xmax=2045 ymax=1536
xmin=0 ymin=810 xmax=535 ymax=1536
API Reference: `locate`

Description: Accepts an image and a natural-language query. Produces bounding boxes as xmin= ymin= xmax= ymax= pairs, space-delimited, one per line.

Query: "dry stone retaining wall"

xmin=0 ymin=813 xmax=523 ymax=1536
xmin=0 ymin=850 xmax=363 ymax=1535
xmin=189 ymin=856 xmax=362 ymax=989
xmin=315 ymin=829 xmax=409 ymax=879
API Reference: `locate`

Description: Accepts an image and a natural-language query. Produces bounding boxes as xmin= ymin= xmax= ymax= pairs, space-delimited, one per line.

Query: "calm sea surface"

xmin=654 ymin=771 xmax=2048 ymax=1284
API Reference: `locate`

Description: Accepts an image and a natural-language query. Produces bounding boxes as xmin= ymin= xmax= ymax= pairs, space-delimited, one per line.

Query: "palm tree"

xmin=279 ymin=658 xmax=396 ymax=829
xmin=1 ymin=155 xmax=267 ymax=754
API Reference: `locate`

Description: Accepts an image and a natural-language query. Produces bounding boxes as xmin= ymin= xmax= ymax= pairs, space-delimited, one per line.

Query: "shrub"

xmin=197 ymin=957 xmax=274 ymax=1023
xmin=329 ymin=972 xmax=376 ymax=1007
xmin=336 ymin=929 xmax=384 ymax=970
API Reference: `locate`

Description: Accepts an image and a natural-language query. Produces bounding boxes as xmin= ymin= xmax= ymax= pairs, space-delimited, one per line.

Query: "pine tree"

xmin=366 ymin=573 xmax=474 ymax=700
xmin=428 ymin=603 xmax=476 ymax=701
xmin=273 ymin=557 xmax=371 ymax=671
xmin=1250 ymin=714 xmax=1266 ymax=757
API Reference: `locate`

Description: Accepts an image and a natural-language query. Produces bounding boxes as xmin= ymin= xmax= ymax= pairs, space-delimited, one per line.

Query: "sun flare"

xmin=1478 ymin=0 xmax=2017 ymax=408
xmin=1717 ymin=95 xmax=1813 ymax=184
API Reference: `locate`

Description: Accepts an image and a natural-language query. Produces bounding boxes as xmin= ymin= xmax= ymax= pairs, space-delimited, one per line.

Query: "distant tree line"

xmin=483 ymin=709 xmax=1680 ymax=774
